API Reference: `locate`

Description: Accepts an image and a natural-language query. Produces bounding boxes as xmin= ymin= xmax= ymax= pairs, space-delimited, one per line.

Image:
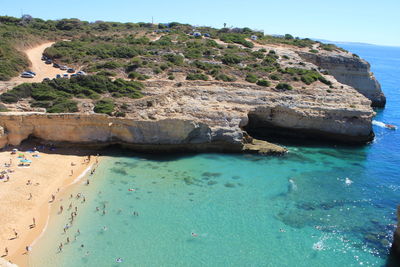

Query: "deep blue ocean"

xmin=30 ymin=43 xmax=400 ymax=267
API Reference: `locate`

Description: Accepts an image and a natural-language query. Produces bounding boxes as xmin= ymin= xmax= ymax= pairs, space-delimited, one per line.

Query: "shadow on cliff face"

xmin=13 ymin=136 xmax=209 ymax=162
xmin=386 ymin=250 xmax=400 ymax=267
xmin=244 ymin=112 xmax=374 ymax=147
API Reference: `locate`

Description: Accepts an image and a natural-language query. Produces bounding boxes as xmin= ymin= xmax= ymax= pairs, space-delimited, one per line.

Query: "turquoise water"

xmin=29 ymin=44 xmax=400 ymax=267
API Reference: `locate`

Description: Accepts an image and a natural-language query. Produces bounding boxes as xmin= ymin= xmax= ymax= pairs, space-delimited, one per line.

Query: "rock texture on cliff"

xmin=298 ymin=51 xmax=386 ymax=107
xmin=392 ymin=206 xmax=400 ymax=257
xmin=0 ymin=75 xmax=375 ymax=152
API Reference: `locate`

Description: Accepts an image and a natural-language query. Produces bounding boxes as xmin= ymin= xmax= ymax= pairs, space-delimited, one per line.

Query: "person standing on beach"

xmin=60 ymin=205 xmax=64 ymax=213
xmin=4 ymin=247 xmax=8 ymax=256
xmin=32 ymin=218 xmax=36 ymax=227
xmin=13 ymin=229 xmax=18 ymax=239
xmin=28 ymin=193 xmax=32 ymax=200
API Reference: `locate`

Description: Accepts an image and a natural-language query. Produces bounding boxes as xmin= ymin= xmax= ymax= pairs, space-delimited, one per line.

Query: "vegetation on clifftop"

xmin=0 ymin=75 xmax=143 ymax=113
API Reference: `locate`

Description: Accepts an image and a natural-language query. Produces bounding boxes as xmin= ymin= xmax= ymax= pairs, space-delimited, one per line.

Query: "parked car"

xmin=53 ymin=63 xmax=60 ymax=68
xmin=41 ymin=55 xmax=48 ymax=61
xmin=67 ymin=68 xmax=75 ymax=73
xmin=43 ymin=78 xmax=50 ymax=82
xmin=56 ymin=74 xmax=62 ymax=79
xmin=77 ymin=71 xmax=86 ymax=76
xmin=21 ymin=73 xmax=34 ymax=78
xmin=63 ymin=74 xmax=69 ymax=78
xmin=60 ymin=65 xmax=67 ymax=70
xmin=25 ymin=71 xmax=36 ymax=76
xmin=45 ymin=59 xmax=52 ymax=64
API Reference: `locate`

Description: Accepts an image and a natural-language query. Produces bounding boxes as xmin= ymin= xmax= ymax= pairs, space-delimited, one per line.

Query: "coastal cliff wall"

xmin=298 ymin=52 xmax=386 ymax=107
xmin=0 ymin=113 xmax=244 ymax=152
xmin=246 ymin=104 xmax=374 ymax=143
xmin=392 ymin=206 xmax=400 ymax=257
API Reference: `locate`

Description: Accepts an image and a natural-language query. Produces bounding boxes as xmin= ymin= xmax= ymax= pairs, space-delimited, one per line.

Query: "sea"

xmin=29 ymin=43 xmax=400 ymax=267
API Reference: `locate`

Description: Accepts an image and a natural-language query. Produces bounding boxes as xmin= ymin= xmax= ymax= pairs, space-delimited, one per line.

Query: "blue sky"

xmin=1 ymin=0 xmax=399 ymax=46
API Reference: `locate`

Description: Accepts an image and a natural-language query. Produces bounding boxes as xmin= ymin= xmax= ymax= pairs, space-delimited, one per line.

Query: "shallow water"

xmin=29 ymin=43 xmax=400 ymax=267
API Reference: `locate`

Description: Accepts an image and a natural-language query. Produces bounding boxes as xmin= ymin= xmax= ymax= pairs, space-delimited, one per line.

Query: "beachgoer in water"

xmin=86 ymin=179 xmax=90 ymax=185
xmin=279 ymin=229 xmax=285 ymax=232
xmin=102 ymin=210 xmax=106 ymax=215
xmin=96 ymin=207 xmax=100 ymax=212
xmin=116 ymin=258 xmax=123 ymax=263
xmin=70 ymin=194 xmax=73 ymax=199
xmin=82 ymin=197 xmax=86 ymax=203
xmin=75 ymin=207 xmax=78 ymax=212
xmin=191 ymin=232 xmax=198 ymax=237
xmin=77 ymin=229 xmax=80 ymax=235
xmin=103 ymin=226 xmax=107 ymax=231
xmin=68 ymin=203 xmax=72 ymax=210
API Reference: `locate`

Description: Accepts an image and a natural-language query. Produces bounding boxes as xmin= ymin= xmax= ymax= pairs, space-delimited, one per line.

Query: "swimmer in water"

xmin=103 ymin=226 xmax=107 ymax=231
xmin=191 ymin=232 xmax=198 ymax=237
xmin=116 ymin=258 xmax=123 ymax=263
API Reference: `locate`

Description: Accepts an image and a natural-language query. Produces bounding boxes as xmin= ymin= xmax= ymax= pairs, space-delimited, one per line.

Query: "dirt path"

xmin=11 ymin=42 xmax=63 ymax=83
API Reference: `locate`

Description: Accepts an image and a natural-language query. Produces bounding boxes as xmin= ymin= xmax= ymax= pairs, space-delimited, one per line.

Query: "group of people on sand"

xmin=58 ymin=156 xmax=100 ymax=254
xmin=2 ymin=151 xmax=99 ymax=260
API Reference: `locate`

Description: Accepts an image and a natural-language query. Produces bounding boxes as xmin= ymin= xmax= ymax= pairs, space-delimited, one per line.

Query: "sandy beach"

xmin=0 ymin=143 xmax=98 ymax=267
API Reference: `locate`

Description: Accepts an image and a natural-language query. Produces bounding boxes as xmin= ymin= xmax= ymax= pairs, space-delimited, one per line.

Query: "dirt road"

xmin=11 ymin=42 xmax=64 ymax=83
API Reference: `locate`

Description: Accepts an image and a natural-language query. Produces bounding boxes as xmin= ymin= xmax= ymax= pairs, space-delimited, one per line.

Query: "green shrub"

xmin=97 ymin=70 xmax=116 ymax=76
xmin=168 ymin=74 xmax=175 ymax=80
xmin=256 ymin=79 xmax=270 ymax=87
xmin=269 ymin=74 xmax=281 ymax=80
xmin=221 ymin=54 xmax=242 ymax=65
xmin=47 ymin=99 xmax=78 ymax=113
xmin=309 ymin=49 xmax=318 ymax=53
xmin=186 ymin=73 xmax=209 ymax=81
xmin=275 ymin=83 xmax=293 ymax=90
xmin=94 ymin=98 xmax=115 ymax=115
xmin=245 ymin=74 xmax=258 ymax=83
xmin=163 ymin=54 xmax=184 ymax=65
xmin=128 ymin=72 xmax=149 ymax=80
xmin=215 ymin=74 xmax=236 ymax=82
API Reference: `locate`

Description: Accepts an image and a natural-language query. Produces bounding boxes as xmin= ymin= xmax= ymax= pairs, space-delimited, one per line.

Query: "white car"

xmin=21 ymin=73 xmax=34 ymax=78
xmin=60 ymin=65 xmax=68 ymax=70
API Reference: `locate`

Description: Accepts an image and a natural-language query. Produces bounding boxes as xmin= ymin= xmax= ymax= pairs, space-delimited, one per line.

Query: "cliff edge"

xmin=298 ymin=51 xmax=386 ymax=107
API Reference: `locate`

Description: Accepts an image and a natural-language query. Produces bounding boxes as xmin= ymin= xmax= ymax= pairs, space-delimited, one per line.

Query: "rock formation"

xmin=298 ymin=51 xmax=386 ymax=107
xmin=392 ymin=206 xmax=400 ymax=257
xmin=0 ymin=76 xmax=375 ymax=152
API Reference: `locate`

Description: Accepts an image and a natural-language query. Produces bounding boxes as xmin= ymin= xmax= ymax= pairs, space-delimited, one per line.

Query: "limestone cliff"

xmin=298 ymin=51 xmax=386 ymax=107
xmin=0 ymin=77 xmax=375 ymax=151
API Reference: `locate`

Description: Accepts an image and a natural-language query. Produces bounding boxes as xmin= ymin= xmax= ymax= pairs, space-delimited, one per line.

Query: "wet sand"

xmin=0 ymin=143 xmax=99 ymax=267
